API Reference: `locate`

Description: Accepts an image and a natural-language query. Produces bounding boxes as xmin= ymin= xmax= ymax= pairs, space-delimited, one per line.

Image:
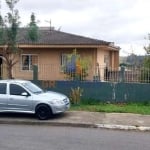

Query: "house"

xmin=0 ymin=27 xmax=120 ymax=81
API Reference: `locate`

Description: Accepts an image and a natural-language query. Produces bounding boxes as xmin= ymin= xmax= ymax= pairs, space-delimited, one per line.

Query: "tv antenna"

xmin=45 ymin=19 xmax=62 ymax=31
xmin=45 ymin=19 xmax=54 ymax=30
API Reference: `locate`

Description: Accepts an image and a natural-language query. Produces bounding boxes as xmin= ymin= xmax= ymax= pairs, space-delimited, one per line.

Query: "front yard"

xmin=70 ymin=102 xmax=150 ymax=115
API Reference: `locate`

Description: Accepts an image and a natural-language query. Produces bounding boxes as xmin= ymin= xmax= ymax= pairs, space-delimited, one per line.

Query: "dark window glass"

xmin=10 ymin=84 xmax=27 ymax=95
xmin=0 ymin=83 xmax=7 ymax=94
xmin=22 ymin=55 xmax=38 ymax=70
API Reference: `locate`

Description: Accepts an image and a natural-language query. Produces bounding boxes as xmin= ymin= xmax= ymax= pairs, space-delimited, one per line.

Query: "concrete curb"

xmin=95 ymin=124 xmax=150 ymax=131
xmin=0 ymin=119 xmax=150 ymax=131
xmin=0 ymin=119 xmax=97 ymax=128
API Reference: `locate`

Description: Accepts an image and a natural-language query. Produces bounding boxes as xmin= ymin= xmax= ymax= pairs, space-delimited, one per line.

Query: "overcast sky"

xmin=1 ymin=0 xmax=150 ymax=56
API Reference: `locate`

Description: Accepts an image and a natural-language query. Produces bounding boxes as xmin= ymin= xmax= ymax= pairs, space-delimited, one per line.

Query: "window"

xmin=22 ymin=82 xmax=43 ymax=94
xmin=104 ymin=55 xmax=110 ymax=66
xmin=0 ymin=83 xmax=7 ymax=94
xmin=61 ymin=54 xmax=68 ymax=66
xmin=10 ymin=84 xmax=27 ymax=95
xmin=61 ymin=53 xmax=80 ymax=66
xmin=21 ymin=54 xmax=38 ymax=70
xmin=60 ymin=53 xmax=81 ymax=73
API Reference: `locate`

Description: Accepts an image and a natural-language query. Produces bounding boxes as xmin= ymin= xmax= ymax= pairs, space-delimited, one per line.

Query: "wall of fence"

xmin=32 ymin=65 xmax=150 ymax=102
xmin=33 ymin=80 xmax=150 ymax=103
xmin=1 ymin=64 xmax=150 ymax=102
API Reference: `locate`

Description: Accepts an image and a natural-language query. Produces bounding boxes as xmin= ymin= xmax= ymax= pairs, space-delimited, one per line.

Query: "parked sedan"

xmin=0 ymin=79 xmax=70 ymax=120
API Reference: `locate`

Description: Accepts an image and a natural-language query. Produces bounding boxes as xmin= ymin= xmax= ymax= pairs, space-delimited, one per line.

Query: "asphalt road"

xmin=0 ymin=124 xmax=150 ymax=150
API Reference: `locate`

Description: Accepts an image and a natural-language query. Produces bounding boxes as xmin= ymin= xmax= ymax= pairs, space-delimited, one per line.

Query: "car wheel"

xmin=36 ymin=104 xmax=52 ymax=120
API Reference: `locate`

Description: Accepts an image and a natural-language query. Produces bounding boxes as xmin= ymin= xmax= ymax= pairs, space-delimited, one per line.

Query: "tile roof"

xmin=16 ymin=27 xmax=111 ymax=46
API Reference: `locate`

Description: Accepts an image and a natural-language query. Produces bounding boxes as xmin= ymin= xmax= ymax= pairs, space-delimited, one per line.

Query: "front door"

xmin=7 ymin=83 xmax=33 ymax=112
xmin=0 ymin=83 xmax=7 ymax=110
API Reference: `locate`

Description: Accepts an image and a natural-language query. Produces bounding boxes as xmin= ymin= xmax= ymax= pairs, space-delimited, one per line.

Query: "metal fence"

xmin=103 ymin=66 xmax=150 ymax=83
xmin=1 ymin=64 xmax=150 ymax=83
xmin=59 ymin=65 xmax=150 ymax=83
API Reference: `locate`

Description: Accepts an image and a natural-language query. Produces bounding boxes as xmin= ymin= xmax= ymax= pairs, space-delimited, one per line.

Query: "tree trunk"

xmin=7 ymin=65 xmax=13 ymax=79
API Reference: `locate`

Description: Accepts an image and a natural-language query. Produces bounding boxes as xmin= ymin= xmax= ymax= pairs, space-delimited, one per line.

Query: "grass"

xmin=70 ymin=102 xmax=150 ymax=115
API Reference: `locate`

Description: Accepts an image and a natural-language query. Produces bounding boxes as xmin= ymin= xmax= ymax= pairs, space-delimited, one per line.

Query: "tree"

xmin=0 ymin=15 xmax=4 ymax=44
xmin=27 ymin=12 xmax=39 ymax=42
xmin=0 ymin=0 xmax=20 ymax=79
xmin=143 ymin=34 xmax=150 ymax=68
xmin=63 ymin=49 xmax=91 ymax=81
xmin=144 ymin=34 xmax=150 ymax=54
xmin=141 ymin=34 xmax=150 ymax=82
xmin=143 ymin=34 xmax=150 ymax=67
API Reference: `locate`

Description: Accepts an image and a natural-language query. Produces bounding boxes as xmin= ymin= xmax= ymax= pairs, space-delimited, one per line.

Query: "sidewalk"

xmin=0 ymin=111 xmax=150 ymax=131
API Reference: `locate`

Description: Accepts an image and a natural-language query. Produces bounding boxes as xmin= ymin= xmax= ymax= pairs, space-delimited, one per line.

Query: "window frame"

xmin=61 ymin=53 xmax=68 ymax=67
xmin=9 ymin=84 xmax=29 ymax=96
xmin=60 ymin=53 xmax=80 ymax=66
xmin=21 ymin=54 xmax=38 ymax=71
xmin=104 ymin=55 xmax=110 ymax=66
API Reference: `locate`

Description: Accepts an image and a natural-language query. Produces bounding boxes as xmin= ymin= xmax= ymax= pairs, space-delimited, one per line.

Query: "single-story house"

xmin=0 ymin=27 xmax=120 ymax=81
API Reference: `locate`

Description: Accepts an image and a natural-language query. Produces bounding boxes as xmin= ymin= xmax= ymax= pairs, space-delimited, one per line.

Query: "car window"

xmin=10 ymin=84 xmax=27 ymax=96
xmin=0 ymin=83 xmax=7 ymax=94
xmin=22 ymin=82 xmax=43 ymax=94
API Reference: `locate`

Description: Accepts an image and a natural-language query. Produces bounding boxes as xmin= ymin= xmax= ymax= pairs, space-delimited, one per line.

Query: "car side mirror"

xmin=21 ymin=92 xmax=30 ymax=97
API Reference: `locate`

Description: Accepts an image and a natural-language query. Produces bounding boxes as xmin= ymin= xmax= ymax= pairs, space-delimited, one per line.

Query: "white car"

xmin=0 ymin=79 xmax=70 ymax=120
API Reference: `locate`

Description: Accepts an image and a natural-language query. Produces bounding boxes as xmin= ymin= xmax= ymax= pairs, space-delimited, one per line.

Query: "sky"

xmin=1 ymin=0 xmax=150 ymax=56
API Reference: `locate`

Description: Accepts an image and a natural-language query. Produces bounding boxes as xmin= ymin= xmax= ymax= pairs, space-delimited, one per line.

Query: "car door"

xmin=0 ymin=83 xmax=8 ymax=111
xmin=7 ymin=83 xmax=33 ymax=112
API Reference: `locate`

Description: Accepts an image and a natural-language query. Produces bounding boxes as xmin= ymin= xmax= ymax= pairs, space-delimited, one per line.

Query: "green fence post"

xmin=33 ymin=65 xmax=38 ymax=81
xmin=120 ymin=66 xmax=125 ymax=82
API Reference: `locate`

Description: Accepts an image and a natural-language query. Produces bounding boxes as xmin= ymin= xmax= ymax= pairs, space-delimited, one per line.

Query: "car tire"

xmin=35 ymin=104 xmax=52 ymax=120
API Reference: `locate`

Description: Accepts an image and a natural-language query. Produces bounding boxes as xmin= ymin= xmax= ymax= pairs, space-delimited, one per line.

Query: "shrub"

xmin=69 ymin=87 xmax=83 ymax=104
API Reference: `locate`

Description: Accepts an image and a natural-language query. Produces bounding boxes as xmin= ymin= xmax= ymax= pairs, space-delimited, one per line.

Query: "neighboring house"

xmin=0 ymin=27 xmax=120 ymax=81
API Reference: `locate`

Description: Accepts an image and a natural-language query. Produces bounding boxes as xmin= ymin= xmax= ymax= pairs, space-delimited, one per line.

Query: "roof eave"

xmin=16 ymin=44 xmax=105 ymax=48
xmin=0 ymin=44 xmax=120 ymax=51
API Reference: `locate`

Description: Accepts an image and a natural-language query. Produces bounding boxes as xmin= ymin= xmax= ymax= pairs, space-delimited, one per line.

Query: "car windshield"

xmin=22 ymin=82 xmax=43 ymax=94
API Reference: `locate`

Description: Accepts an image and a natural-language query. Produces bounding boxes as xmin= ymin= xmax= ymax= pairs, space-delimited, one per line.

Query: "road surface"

xmin=0 ymin=124 xmax=150 ymax=150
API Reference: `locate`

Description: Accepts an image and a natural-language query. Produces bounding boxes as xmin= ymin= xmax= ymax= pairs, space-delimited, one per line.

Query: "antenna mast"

xmin=45 ymin=19 xmax=54 ymax=30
